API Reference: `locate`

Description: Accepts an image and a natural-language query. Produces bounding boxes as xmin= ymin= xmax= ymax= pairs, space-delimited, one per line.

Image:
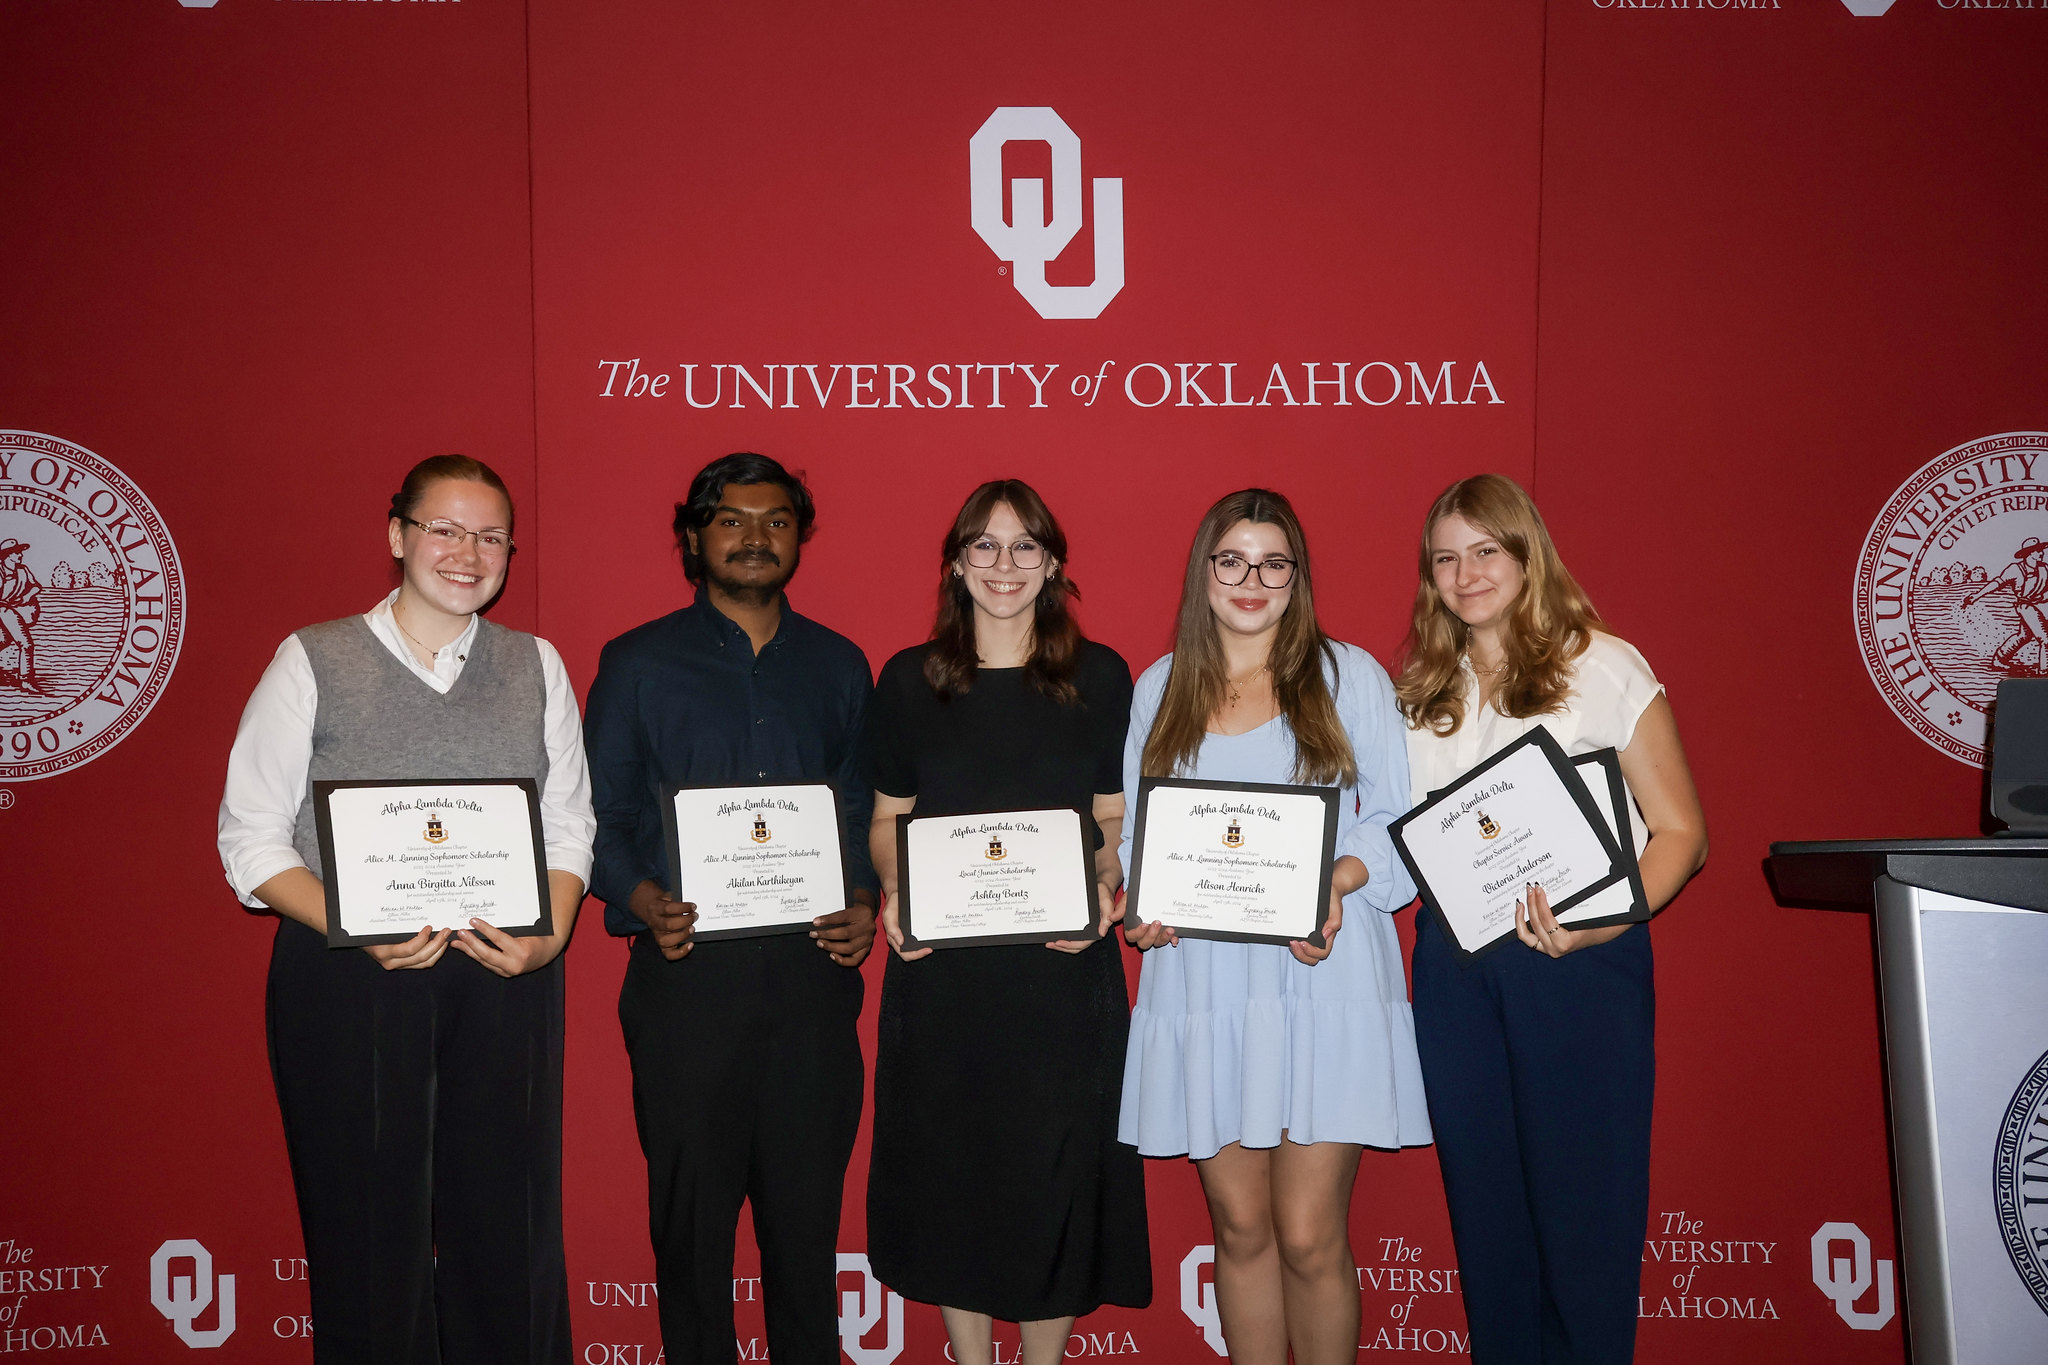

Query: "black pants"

xmin=1412 ymin=913 xmax=1655 ymax=1365
xmin=619 ymin=931 xmax=864 ymax=1365
xmin=266 ymin=918 xmax=570 ymax=1365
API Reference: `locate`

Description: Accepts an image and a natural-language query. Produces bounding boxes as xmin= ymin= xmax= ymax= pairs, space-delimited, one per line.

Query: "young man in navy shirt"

xmin=584 ymin=452 xmax=877 ymax=1365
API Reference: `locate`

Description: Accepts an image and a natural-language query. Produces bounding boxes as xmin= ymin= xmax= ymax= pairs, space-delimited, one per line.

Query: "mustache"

xmin=723 ymin=548 xmax=782 ymax=565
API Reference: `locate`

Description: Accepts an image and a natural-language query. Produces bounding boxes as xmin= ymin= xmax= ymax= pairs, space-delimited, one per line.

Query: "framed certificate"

xmin=1389 ymin=725 xmax=1625 ymax=963
xmin=1553 ymin=748 xmax=1651 ymax=931
xmin=895 ymin=807 xmax=1097 ymax=949
xmin=1126 ymin=778 xmax=1341 ymax=948
xmin=313 ymin=778 xmax=550 ymax=948
xmin=661 ymin=781 xmax=850 ymax=941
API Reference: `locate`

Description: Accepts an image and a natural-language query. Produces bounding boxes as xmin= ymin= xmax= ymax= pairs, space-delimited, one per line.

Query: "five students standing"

xmin=221 ymin=454 xmax=1703 ymax=1365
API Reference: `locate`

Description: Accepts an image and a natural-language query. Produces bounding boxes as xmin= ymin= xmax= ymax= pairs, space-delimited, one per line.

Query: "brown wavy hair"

xmin=1139 ymin=489 xmax=1357 ymax=787
xmin=1395 ymin=474 xmax=1604 ymax=736
xmin=923 ymin=479 xmax=1084 ymax=706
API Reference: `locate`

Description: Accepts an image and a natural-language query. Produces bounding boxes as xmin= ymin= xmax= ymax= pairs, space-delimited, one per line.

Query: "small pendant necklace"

xmin=1225 ymin=664 xmax=1267 ymax=705
xmin=393 ymin=604 xmax=460 ymax=668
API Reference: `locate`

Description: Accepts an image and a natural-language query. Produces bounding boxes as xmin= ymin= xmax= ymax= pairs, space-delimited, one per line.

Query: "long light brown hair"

xmin=923 ymin=479 xmax=1084 ymax=706
xmin=1140 ymin=489 xmax=1357 ymax=786
xmin=1395 ymin=474 xmax=1603 ymax=735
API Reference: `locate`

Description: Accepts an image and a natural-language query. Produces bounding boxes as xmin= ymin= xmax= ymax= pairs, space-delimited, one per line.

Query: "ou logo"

xmin=150 ymin=1239 xmax=237 ymax=1348
xmin=837 ymin=1252 xmax=905 ymax=1365
xmin=969 ymin=107 xmax=1125 ymax=320
xmin=1810 ymin=1222 xmax=1895 ymax=1330
xmin=1179 ymin=1245 xmax=1227 ymax=1356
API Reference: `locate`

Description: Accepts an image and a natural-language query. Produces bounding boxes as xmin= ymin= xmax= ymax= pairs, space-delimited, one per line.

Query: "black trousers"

xmin=618 ymin=931 xmax=864 ymax=1365
xmin=266 ymin=919 xmax=570 ymax=1365
xmin=1412 ymin=913 xmax=1655 ymax=1365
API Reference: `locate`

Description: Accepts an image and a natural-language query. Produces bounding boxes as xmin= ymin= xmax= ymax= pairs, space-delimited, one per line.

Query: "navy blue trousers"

xmin=1411 ymin=912 xmax=1654 ymax=1365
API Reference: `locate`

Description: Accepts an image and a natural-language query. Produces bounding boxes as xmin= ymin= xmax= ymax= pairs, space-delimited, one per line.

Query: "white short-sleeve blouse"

xmin=1405 ymin=631 xmax=1664 ymax=855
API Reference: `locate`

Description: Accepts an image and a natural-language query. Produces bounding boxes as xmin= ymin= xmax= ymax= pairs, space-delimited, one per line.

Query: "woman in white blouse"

xmin=217 ymin=455 xmax=593 ymax=1365
xmin=1395 ymin=475 xmax=1706 ymax=1365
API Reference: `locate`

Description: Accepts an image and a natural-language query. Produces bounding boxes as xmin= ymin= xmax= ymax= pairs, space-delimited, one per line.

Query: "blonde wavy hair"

xmin=1395 ymin=474 xmax=1603 ymax=736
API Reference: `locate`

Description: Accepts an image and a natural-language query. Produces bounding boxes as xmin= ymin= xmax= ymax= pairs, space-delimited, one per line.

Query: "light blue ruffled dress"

xmin=1118 ymin=642 xmax=1432 ymax=1159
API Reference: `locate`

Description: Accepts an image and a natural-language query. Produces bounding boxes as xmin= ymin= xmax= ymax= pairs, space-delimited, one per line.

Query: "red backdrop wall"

xmin=3 ymin=2 xmax=2042 ymax=1361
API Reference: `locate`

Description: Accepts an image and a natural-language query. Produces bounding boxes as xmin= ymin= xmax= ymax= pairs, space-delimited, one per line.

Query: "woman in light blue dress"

xmin=1120 ymin=488 xmax=1429 ymax=1365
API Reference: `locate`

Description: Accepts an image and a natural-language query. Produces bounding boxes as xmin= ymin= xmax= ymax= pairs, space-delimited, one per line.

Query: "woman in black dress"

xmin=866 ymin=479 xmax=1151 ymax=1365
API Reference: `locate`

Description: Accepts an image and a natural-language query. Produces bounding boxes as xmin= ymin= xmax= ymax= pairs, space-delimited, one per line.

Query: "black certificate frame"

xmin=313 ymin=777 xmax=550 ymax=948
xmin=1389 ymin=724 xmax=1626 ymax=965
xmin=1557 ymin=747 xmax=1651 ymax=932
xmin=660 ymin=780 xmax=852 ymax=943
xmin=1127 ymin=777 xmax=1341 ymax=949
xmin=896 ymin=806 xmax=1098 ymax=950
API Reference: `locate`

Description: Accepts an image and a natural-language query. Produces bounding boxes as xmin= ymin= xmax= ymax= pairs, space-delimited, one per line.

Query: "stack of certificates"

xmin=1390 ymin=726 xmax=1649 ymax=962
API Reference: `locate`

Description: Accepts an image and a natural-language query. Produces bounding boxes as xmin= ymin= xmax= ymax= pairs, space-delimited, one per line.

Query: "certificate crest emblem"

xmin=0 ymin=430 xmax=186 ymax=782
xmin=424 ymin=813 xmax=448 ymax=844
xmin=1993 ymin=1045 xmax=2048 ymax=1318
xmin=1477 ymin=811 xmax=1500 ymax=840
xmin=986 ymin=833 xmax=1007 ymax=861
xmin=751 ymin=812 xmax=772 ymax=844
xmin=1855 ymin=431 xmax=2048 ymax=767
xmin=1222 ymin=818 xmax=1244 ymax=849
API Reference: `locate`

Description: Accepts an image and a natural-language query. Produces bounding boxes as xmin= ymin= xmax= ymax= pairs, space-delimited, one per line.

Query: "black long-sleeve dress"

xmin=863 ymin=640 xmax=1152 ymax=1321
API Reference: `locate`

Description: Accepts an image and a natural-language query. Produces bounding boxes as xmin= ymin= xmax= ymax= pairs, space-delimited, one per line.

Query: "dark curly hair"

xmin=672 ymin=452 xmax=817 ymax=583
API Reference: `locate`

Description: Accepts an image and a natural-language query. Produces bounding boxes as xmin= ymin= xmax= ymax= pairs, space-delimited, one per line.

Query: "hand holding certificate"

xmin=662 ymin=782 xmax=849 ymax=941
xmin=1390 ymin=726 xmax=1637 ymax=962
xmin=1126 ymin=778 xmax=1341 ymax=948
xmin=314 ymin=779 xmax=551 ymax=947
xmin=895 ymin=808 xmax=1096 ymax=949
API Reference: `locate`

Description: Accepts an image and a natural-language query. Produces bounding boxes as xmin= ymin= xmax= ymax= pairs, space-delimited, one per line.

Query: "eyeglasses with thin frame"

xmin=401 ymin=517 xmax=515 ymax=558
xmin=963 ymin=537 xmax=1047 ymax=570
xmin=1209 ymin=553 xmax=1296 ymax=589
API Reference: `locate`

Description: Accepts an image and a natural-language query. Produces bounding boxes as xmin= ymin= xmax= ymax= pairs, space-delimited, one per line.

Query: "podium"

xmin=1768 ymin=839 xmax=2048 ymax=1365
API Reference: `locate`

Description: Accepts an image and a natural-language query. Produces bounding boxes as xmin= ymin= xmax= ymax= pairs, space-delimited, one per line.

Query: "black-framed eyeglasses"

xmin=1209 ymin=553 xmax=1295 ymax=588
xmin=964 ymin=537 xmax=1046 ymax=570
xmin=401 ymin=517 xmax=515 ymax=558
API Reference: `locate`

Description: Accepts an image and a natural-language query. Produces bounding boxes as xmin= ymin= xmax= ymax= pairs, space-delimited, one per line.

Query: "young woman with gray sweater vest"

xmin=217 ymin=456 xmax=595 ymax=1365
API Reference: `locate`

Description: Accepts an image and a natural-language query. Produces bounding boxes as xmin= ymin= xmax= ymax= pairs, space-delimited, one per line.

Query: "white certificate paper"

xmin=896 ymin=807 xmax=1096 ymax=948
xmin=1390 ymin=726 xmax=1624 ymax=960
xmin=1128 ymin=779 xmax=1340 ymax=946
xmin=1555 ymin=749 xmax=1650 ymax=929
xmin=314 ymin=779 xmax=549 ymax=947
xmin=663 ymin=783 xmax=847 ymax=940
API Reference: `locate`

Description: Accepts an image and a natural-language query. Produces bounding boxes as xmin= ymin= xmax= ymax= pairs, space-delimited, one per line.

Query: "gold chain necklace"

xmin=1225 ymin=664 xmax=1268 ymax=705
xmin=393 ymin=604 xmax=459 ymax=666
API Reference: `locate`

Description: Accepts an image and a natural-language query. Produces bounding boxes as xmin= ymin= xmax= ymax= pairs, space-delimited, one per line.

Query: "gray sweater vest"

xmin=290 ymin=614 xmax=548 ymax=881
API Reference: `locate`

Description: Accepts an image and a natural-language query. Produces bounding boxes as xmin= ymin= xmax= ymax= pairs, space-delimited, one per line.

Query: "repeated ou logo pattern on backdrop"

xmin=970 ymin=108 xmax=1125 ymax=321
xmin=1808 ymin=1223 xmax=1895 ymax=1331
xmin=837 ymin=1253 xmax=905 ymax=1365
xmin=150 ymin=1240 xmax=236 ymax=1349
xmin=1178 ymin=1245 xmax=1228 ymax=1356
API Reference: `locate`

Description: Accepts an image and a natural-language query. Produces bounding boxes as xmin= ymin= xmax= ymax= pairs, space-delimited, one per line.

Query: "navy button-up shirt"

xmin=583 ymin=588 xmax=878 ymax=937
